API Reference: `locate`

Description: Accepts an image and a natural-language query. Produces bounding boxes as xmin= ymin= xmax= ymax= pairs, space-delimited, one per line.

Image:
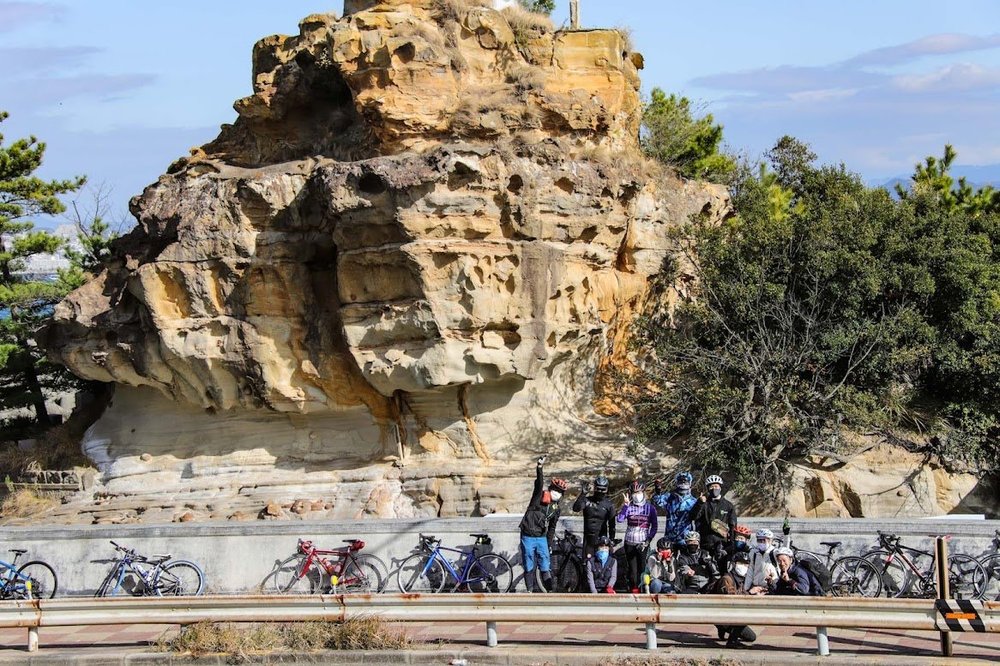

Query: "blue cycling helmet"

xmin=675 ymin=471 xmax=693 ymax=489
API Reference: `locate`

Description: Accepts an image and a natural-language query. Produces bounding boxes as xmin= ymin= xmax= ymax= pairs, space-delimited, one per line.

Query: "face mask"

xmin=735 ymin=539 xmax=749 ymax=552
xmin=757 ymin=541 xmax=769 ymax=553
xmin=594 ymin=489 xmax=606 ymax=498
xmin=549 ymin=490 xmax=562 ymax=502
xmin=658 ymin=549 xmax=672 ymax=561
xmin=708 ymin=487 xmax=722 ymax=499
xmin=596 ymin=549 xmax=609 ymax=564
xmin=734 ymin=563 xmax=750 ymax=577
xmin=685 ymin=544 xmax=699 ymax=554
xmin=631 ymin=492 xmax=645 ymax=505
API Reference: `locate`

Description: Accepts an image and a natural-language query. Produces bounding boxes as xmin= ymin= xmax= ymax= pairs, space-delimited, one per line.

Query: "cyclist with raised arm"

xmin=572 ymin=475 xmax=616 ymax=559
xmin=652 ymin=471 xmax=697 ymax=548
xmin=690 ymin=474 xmax=737 ymax=569
xmin=645 ymin=536 xmax=677 ymax=593
xmin=586 ymin=536 xmax=618 ymax=594
xmin=616 ymin=480 xmax=658 ymax=592
xmin=519 ymin=456 xmax=568 ymax=592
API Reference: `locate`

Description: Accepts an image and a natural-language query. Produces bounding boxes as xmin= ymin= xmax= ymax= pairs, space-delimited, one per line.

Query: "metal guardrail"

xmin=3 ymin=593 xmax=998 ymax=656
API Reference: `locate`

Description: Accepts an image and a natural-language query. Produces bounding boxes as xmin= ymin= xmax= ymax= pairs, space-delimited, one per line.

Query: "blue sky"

xmin=3 ymin=0 xmax=999 ymax=225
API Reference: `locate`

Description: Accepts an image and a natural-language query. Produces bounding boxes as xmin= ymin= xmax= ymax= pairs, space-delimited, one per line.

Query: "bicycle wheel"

xmin=829 ymin=556 xmax=882 ymax=598
xmin=863 ymin=550 xmax=909 ymax=597
xmin=536 ymin=554 xmax=583 ymax=593
xmin=338 ymin=558 xmax=382 ymax=594
xmin=354 ymin=554 xmax=389 ymax=591
xmin=397 ymin=553 xmax=446 ymax=593
xmin=155 ymin=560 xmax=205 ymax=596
xmin=14 ymin=561 xmax=57 ymax=600
xmin=272 ymin=555 xmax=323 ymax=594
xmin=948 ymin=554 xmax=988 ymax=600
xmin=467 ymin=554 xmax=513 ymax=593
xmin=979 ymin=553 xmax=1000 ymax=601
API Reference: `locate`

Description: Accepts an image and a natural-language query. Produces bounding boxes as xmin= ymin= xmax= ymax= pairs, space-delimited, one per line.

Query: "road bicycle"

xmin=862 ymin=531 xmax=987 ymax=599
xmin=976 ymin=529 xmax=1000 ymax=601
xmin=272 ymin=538 xmax=386 ymax=594
xmin=397 ymin=533 xmax=513 ymax=593
xmin=540 ymin=528 xmax=586 ymax=592
xmin=95 ymin=541 xmax=205 ymax=597
xmin=0 ymin=549 xmax=57 ymax=599
xmin=780 ymin=539 xmax=883 ymax=597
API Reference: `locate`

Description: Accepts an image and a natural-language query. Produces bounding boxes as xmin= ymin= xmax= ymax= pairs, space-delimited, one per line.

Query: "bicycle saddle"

xmin=148 ymin=554 xmax=172 ymax=564
xmin=469 ymin=533 xmax=489 ymax=539
xmin=420 ymin=534 xmax=438 ymax=542
xmin=820 ymin=541 xmax=842 ymax=549
xmin=342 ymin=539 xmax=363 ymax=544
xmin=8 ymin=549 xmax=26 ymax=555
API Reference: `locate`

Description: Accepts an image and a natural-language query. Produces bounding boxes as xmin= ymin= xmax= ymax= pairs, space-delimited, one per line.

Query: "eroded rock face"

xmin=41 ymin=0 xmax=727 ymax=522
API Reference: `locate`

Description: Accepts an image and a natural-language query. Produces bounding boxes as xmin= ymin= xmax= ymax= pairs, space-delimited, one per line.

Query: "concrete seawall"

xmin=3 ymin=517 xmax=997 ymax=596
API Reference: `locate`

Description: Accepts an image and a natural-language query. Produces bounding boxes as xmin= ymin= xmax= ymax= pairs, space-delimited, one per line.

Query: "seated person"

xmin=673 ymin=530 xmax=719 ymax=594
xmin=645 ymin=536 xmax=676 ymax=593
xmin=586 ymin=536 xmax=617 ymax=594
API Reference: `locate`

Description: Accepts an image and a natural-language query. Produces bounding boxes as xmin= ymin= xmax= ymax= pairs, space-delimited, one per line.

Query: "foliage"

xmin=0 ymin=110 xmax=85 ymax=436
xmin=628 ymin=137 xmax=1000 ymax=492
xmin=641 ymin=89 xmax=736 ymax=183
xmin=518 ymin=0 xmax=555 ymax=14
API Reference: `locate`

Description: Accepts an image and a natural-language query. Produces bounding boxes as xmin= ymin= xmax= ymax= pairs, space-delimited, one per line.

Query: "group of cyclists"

xmin=520 ymin=457 xmax=814 ymax=648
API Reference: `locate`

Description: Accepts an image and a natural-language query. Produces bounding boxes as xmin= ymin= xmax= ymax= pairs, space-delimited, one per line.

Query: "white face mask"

xmin=549 ymin=490 xmax=562 ymax=502
xmin=631 ymin=492 xmax=645 ymax=505
xmin=734 ymin=563 xmax=750 ymax=577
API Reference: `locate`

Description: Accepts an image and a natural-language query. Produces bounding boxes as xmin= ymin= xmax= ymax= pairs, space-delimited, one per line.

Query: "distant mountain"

xmin=873 ymin=164 xmax=1000 ymax=192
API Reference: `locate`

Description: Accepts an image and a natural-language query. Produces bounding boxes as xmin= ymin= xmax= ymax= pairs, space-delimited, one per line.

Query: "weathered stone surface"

xmin=36 ymin=1 xmax=990 ymax=525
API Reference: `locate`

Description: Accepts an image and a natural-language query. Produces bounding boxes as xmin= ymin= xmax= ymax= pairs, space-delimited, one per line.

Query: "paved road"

xmin=1 ymin=621 xmax=998 ymax=663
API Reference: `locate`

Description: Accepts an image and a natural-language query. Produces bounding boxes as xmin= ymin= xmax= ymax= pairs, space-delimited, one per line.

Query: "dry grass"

xmin=434 ymin=0 xmax=491 ymax=22
xmin=601 ymin=658 xmax=745 ymax=666
xmin=0 ymin=488 xmax=58 ymax=519
xmin=501 ymin=4 xmax=554 ymax=44
xmin=162 ymin=617 xmax=410 ymax=662
xmin=0 ymin=424 xmax=89 ymax=479
xmin=505 ymin=63 xmax=544 ymax=92
xmin=615 ymin=25 xmax=635 ymax=53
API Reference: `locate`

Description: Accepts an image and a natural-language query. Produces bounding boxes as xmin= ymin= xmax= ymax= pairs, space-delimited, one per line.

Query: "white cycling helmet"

xmin=774 ymin=547 xmax=794 ymax=559
xmin=755 ymin=528 xmax=775 ymax=540
xmin=706 ymin=474 xmax=724 ymax=486
xmin=683 ymin=530 xmax=701 ymax=543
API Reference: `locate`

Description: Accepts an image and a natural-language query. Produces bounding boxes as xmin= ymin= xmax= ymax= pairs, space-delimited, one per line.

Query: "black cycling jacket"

xmin=572 ymin=492 xmax=616 ymax=543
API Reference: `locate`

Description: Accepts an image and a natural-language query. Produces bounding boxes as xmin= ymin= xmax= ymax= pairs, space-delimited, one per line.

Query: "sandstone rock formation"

xmin=40 ymin=0 xmax=725 ymax=523
xmin=36 ymin=0 xmax=995 ymax=524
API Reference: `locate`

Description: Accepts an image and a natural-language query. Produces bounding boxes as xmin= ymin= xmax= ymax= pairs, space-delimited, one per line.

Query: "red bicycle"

xmin=272 ymin=539 xmax=386 ymax=594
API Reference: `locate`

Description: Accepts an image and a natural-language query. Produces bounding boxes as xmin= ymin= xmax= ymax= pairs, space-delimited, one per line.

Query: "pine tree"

xmin=0 ymin=110 xmax=85 ymax=436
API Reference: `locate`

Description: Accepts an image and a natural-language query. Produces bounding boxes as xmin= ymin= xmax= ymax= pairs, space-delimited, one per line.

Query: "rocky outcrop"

xmin=41 ymin=0 xmax=727 ymax=523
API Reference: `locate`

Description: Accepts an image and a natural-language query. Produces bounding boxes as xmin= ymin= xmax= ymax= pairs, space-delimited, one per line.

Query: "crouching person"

xmin=587 ymin=536 xmax=617 ymax=594
xmin=714 ymin=549 xmax=768 ymax=647
xmin=774 ymin=547 xmax=811 ymax=595
xmin=673 ymin=531 xmax=719 ymax=594
xmin=645 ymin=537 xmax=676 ymax=593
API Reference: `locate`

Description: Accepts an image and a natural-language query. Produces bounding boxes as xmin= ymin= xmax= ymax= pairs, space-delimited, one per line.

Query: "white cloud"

xmin=892 ymin=63 xmax=1000 ymax=93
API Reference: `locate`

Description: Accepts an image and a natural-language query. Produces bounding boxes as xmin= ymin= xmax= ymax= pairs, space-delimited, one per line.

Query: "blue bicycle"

xmin=0 ymin=549 xmax=57 ymax=599
xmin=396 ymin=533 xmax=513 ymax=593
xmin=95 ymin=541 xmax=205 ymax=597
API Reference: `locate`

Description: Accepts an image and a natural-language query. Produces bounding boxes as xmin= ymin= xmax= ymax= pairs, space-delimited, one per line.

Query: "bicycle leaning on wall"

xmin=94 ymin=541 xmax=205 ymax=597
xmin=0 ymin=549 xmax=57 ymax=599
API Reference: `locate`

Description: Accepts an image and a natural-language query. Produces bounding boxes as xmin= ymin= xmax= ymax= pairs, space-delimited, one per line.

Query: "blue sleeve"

xmin=790 ymin=568 xmax=812 ymax=595
xmin=652 ymin=492 xmax=670 ymax=509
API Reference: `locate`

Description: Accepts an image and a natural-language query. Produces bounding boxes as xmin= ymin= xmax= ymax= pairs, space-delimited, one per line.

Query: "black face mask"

xmin=594 ymin=489 xmax=606 ymax=498
xmin=685 ymin=544 xmax=700 ymax=555
xmin=708 ymin=488 xmax=722 ymax=500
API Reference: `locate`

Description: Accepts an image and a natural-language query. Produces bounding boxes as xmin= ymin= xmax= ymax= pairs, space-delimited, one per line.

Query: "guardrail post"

xmin=28 ymin=627 xmax=38 ymax=652
xmin=936 ymin=536 xmax=953 ymax=658
xmin=486 ymin=621 xmax=498 ymax=647
xmin=816 ymin=626 xmax=829 ymax=656
xmin=645 ymin=622 xmax=657 ymax=650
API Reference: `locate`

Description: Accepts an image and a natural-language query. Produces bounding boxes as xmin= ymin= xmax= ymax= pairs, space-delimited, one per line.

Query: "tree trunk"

xmin=16 ymin=346 xmax=50 ymax=426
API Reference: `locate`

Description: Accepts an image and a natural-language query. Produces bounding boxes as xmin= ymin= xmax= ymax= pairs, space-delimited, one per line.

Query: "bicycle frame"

xmin=880 ymin=541 xmax=934 ymax=579
xmin=0 ymin=560 xmax=30 ymax=596
xmin=293 ymin=546 xmax=358 ymax=581
xmin=101 ymin=555 xmax=161 ymax=596
xmin=422 ymin=544 xmax=479 ymax=586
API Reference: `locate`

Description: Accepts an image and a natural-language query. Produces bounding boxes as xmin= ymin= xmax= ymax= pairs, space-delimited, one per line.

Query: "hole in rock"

xmin=507 ymin=175 xmax=524 ymax=194
xmin=554 ymin=177 xmax=575 ymax=194
xmin=359 ymin=172 xmax=387 ymax=194
xmin=394 ymin=42 xmax=416 ymax=63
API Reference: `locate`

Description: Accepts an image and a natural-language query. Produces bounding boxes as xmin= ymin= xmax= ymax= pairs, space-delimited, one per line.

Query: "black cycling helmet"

xmin=656 ymin=536 xmax=671 ymax=550
xmin=597 ymin=535 xmax=613 ymax=548
xmin=594 ymin=476 xmax=609 ymax=491
xmin=629 ymin=480 xmax=645 ymax=493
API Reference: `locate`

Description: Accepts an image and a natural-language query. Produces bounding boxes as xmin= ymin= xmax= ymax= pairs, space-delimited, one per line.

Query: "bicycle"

xmin=782 ymin=539 xmax=882 ymax=597
xmin=0 ymin=549 xmax=57 ymax=600
xmin=272 ymin=538 xmax=386 ymax=594
xmin=862 ymin=531 xmax=987 ymax=599
xmin=539 ymin=528 xmax=586 ymax=592
xmin=976 ymin=529 xmax=1000 ymax=601
xmin=94 ymin=541 xmax=205 ymax=597
xmin=397 ymin=533 xmax=513 ymax=593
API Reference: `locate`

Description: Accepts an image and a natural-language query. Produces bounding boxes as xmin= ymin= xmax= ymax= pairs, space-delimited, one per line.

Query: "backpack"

xmin=797 ymin=559 xmax=831 ymax=596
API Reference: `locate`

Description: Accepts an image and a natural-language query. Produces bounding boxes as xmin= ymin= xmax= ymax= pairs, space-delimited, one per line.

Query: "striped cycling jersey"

xmin=615 ymin=501 xmax=658 ymax=545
